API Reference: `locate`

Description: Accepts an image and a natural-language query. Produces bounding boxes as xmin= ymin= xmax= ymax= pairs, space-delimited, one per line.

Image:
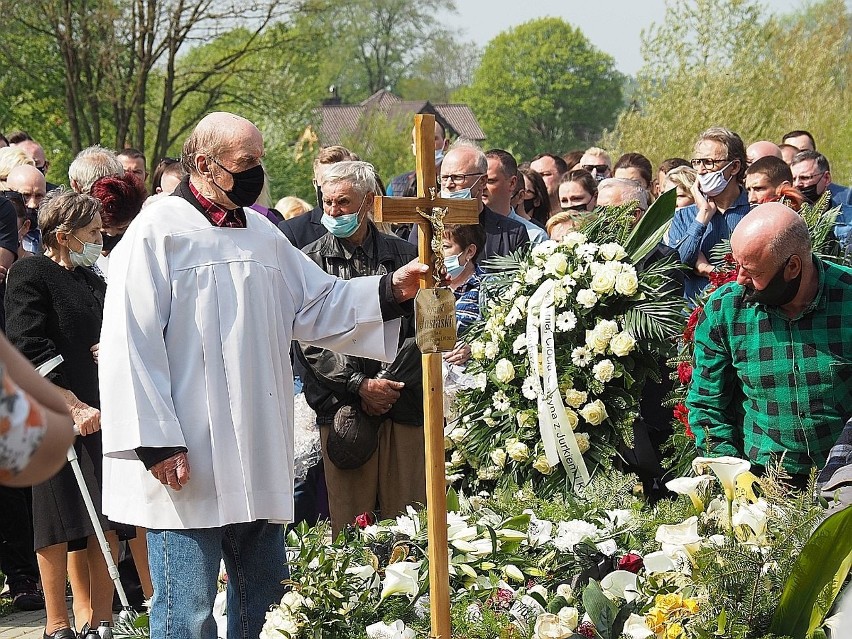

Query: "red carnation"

xmin=617 ymin=552 xmax=644 ymax=574
xmin=354 ymin=511 xmax=374 ymax=528
xmin=673 ymin=403 xmax=695 ymax=439
xmin=683 ymin=307 xmax=701 ymax=342
xmin=677 ymin=361 xmax=693 ymax=385
xmin=577 ymin=621 xmax=597 ymax=638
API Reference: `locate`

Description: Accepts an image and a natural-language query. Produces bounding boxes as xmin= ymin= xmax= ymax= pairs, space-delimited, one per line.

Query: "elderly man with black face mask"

xmin=688 ymin=203 xmax=852 ymax=488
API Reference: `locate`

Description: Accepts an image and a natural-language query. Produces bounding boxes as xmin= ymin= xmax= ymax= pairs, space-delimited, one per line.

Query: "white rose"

xmin=561 ymin=231 xmax=587 ymax=248
xmin=533 ymin=612 xmax=572 ymax=639
xmin=614 ymin=271 xmax=639 ymax=296
xmin=593 ymin=359 xmax=616 ymax=383
xmin=557 ymin=606 xmax=580 ymax=631
xmin=507 ymin=439 xmax=530 ymax=462
xmin=449 ymin=427 xmax=467 ymax=443
xmin=575 ymin=432 xmax=590 ymax=454
xmin=564 ymin=408 xmax=579 ymax=431
xmin=591 ymin=268 xmax=617 ymax=295
xmin=495 ymin=359 xmax=515 ymax=383
xmin=576 ymin=289 xmax=598 ymax=308
xmin=564 ymin=388 xmax=588 ymax=408
xmin=490 ymin=448 xmax=507 ymax=468
xmin=532 ymin=455 xmax=553 ymax=475
xmin=585 ymin=329 xmax=611 ymax=354
xmin=484 ymin=341 xmax=499 ymax=359
xmin=556 ymin=583 xmax=575 ymax=602
xmin=598 ymin=243 xmax=627 ymax=261
xmin=544 ymin=252 xmax=569 ymax=277
xmin=580 ymin=400 xmax=608 ymax=425
xmin=610 ymin=331 xmax=637 ymax=357
xmin=470 ymin=341 xmax=486 ymax=360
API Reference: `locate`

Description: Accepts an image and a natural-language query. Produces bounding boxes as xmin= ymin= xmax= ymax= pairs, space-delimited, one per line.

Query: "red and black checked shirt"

xmin=188 ymin=181 xmax=246 ymax=228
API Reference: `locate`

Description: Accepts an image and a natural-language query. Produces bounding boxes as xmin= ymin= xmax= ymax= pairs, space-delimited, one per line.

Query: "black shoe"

xmin=43 ymin=629 xmax=76 ymax=639
xmin=76 ymin=623 xmax=98 ymax=639
xmin=11 ymin=579 xmax=45 ymax=611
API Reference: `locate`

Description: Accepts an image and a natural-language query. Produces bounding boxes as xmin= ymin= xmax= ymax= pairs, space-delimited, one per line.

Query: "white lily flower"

xmin=642 ymin=550 xmax=676 ymax=574
xmin=622 ymin=613 xmax=656 ymax=639
xmin=665 ymin=475 xmax=713 ymax=511
xmin=655 ymin=516 xmax=702 ymax=561
xmin=380 ymin=561 xmax=421 ymax=600
xmin=732 ymin=499 xmax=770 ymax=542
xmin=692 ymin=456 xmax=751 ymax=500
xmin=600 ymin=570 xmax=639 ymax=602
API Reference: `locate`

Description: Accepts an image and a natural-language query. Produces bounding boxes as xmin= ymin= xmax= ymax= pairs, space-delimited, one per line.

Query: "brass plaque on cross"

xmin=373 ymin=113 xmax=480 ymax=354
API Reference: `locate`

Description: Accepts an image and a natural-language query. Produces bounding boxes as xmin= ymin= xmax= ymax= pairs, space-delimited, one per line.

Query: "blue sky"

xmin=448 ymin=0 xmax=849 ymax=75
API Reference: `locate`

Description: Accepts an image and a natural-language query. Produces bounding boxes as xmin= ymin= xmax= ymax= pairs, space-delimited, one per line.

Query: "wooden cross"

xmin=374 ymin=114 xmax=479 ymax=639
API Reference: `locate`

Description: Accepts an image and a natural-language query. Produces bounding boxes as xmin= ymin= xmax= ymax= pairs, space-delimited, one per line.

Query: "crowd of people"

xmin=0 ymin=117 xmax=849 ymax=639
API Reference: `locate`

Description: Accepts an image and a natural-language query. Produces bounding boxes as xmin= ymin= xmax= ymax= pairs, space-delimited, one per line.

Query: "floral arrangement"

xmin=449 ymin=205 xmax=686 ymax=496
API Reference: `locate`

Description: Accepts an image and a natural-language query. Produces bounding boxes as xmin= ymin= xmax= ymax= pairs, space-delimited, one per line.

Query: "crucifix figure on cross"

xmin=373 ymin=114 xmax=480 ymax=639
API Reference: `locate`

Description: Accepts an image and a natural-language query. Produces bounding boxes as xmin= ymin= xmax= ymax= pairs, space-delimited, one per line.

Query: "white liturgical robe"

xmin=99 ymin=196 xmax=401 ymax=529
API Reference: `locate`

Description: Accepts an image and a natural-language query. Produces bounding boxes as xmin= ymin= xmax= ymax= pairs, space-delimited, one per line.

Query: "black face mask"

xmin=211 ymin=159 xmax=265 ymax=208
xmin=562 ymin=202 xmax=590 ymax=212
xmin=799 ymin=183 xmax=821 ymax=204
xmin=523 ymin=198 xmax=535 ymax=213
xmin=102 ymin=234 xmax=123 ymax=252
xmin=743 ymin=256 xmax=802 ymax=306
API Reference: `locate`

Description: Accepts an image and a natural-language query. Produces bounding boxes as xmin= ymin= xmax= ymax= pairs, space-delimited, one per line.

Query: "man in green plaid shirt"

xmin=689 ymin=203 xmax=852 ymax=483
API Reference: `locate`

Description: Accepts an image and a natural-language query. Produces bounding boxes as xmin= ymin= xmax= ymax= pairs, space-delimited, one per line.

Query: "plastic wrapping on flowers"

xmin=450 ymin=212 xmax=686 ymax=497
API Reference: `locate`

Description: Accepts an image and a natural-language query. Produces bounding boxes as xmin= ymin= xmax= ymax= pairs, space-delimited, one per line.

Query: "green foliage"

xmin=456 ymin=17 xmax=623 ymax=160
xmin=606 ymin=0 xmax=852 ymax=184
xmin=339 ymin=110 xmax=415 ymax=190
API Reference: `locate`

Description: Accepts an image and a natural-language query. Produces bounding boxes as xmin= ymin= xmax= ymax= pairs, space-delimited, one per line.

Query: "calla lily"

xmin=736 ymin=471 xmax=760 ymax=503
xmin=732 ymin=499 xmax=770 ymax=543
xmin=380 ymin=561 xmax=421 ymax=600
xmin=345 ymin=564 xmax=379 ymax=590
xmin=655 ymin=516 xmax=701 ymax=546
xmin=642 ymin=550 xmax=677 ymax=574
xmin=692 ymin=456 xmax=751 ymax=501
xmin=665 ymin=475 xmax=713 ymax=512
xmin=600 ymin=570 xmax=639 ymax=602
xmin=622 ymin=613 xmax=656 ymax=639
xmin=504 ymin=564 xmax=525 ymax=582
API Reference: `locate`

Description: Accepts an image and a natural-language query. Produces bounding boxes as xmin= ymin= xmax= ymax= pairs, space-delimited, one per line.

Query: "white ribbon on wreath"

xmin=526 ymin=280 xmax=590 ymax=490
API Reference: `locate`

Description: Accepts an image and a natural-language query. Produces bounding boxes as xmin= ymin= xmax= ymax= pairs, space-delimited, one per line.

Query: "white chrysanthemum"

xmin=571 ymin=346 xmax=592 ymax=367
xmin=522 ymin=376 xmax=538 ymax=399
xmin=473 ymin=373 xmax=487 ymax=391
xmin=596 ymin=319 xmax=619 ymax=337
xmin=576 ymin=289 xmax=598 ymax=308
xmin=610 ymin=331 xmax=637 ymax=357
xmin=532 ymin=455 xmax=553 ymax=475
xmin=564 ymin=388 xmax=588 ymax=408
xmin=561 ymin=231 xmax=587 ymax=248
xmin=512 ymin=334 xmax=528 ymax=354
xmin=532 ymin=239 xmax=560 ymax=258
xmin=580 ymin=400 xmax=609 ymax=425
xmin=552 ymin=519 xmax=600 ymax=552
xmin=477 ymin=465 xmax=502 ymax=480
xmin=575 ymin=432 xmax=590 ymax=454
xmin=598 ymin=243 xmax=628 ymax=261
xmin=524 ymin=266 xmax=544 ymax=285
xmin=493 ymin=391 xmax=511 ymax=412
xmin=556 ymin=311 xmax=577 ymax=332
xmin=495 ymin=359 xmax=515 ymax=383
xmin=593 ymin=359 xmax=616 ymax=383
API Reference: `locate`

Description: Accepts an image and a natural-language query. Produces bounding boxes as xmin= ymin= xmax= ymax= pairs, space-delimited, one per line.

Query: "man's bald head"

xmin=182 ymin=112 xmax=263 ymax=177
xmin=6 ymin=164 xmax=47 ymax=209
xmin=12 ymin=139 xmax=47 ymax=173
xmin=732 ymin=203 xmax=811 ymax=268
xmin=746 ymin=141 xmax=783 ymax=166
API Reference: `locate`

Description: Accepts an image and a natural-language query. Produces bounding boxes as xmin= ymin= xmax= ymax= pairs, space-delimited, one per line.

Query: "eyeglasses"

xmin=35 ymin=162 xmax=49 ymax=175
xmin=439 ymin=172 xmax=484 ymax=186
xmin=690 ymin=157 xmax=730 ymax=170
xmin=581 ymin=164 xmax=609 ymax=173
xmin=794 ymin=171 xmax=826 ymax=183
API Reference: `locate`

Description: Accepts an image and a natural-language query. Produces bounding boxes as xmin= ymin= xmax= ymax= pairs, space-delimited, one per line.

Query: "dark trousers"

xmin=0 ymin=486 xmax=39 ymax=587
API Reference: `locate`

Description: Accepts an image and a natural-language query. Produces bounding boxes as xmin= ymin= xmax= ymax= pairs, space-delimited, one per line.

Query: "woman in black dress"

xmin=5 ymin=189 xmax=115 ymax=639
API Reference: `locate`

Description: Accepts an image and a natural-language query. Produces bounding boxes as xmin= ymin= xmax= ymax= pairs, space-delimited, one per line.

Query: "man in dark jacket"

xmin=295 ymin=160 xmax=425 ymax=537
xmin=278 ymin=145 xmax=359 ymax=249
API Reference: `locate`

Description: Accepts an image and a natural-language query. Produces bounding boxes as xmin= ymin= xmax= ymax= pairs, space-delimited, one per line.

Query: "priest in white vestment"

xmin=98 ymin=113 xmax=427 ymax=639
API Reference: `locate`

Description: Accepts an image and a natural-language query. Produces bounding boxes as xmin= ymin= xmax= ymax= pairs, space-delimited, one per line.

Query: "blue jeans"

xmin=147 ymin=521 xmax=288 ymax=639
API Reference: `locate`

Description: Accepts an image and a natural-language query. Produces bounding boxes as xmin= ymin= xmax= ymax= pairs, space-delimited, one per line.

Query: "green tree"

xmin=456 ymin=17 xmax=623 ymax=160
xmin=395 ymin=34 xmax=481 ymax=103
xmin=606 ymin=0 xmax=852 ymax=183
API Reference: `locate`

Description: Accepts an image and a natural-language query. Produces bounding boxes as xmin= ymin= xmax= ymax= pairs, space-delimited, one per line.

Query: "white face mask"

xmin=68 ymin=234 xmax=103 ymax=268
xmin=697 ymin=161 xmax=733 ymax=197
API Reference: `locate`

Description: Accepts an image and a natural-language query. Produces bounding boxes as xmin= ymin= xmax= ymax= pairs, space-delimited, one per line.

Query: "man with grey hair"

xmin=99 ymin=113 xmax=428 ymax=639
xmin=68 ymin=145 xmax=124 ymax=194
xmin=407 ymin=138 xmax=528 ymax=260
xmin=596 ymin=177 xmax=650 ymax=222
xmin=666 ymin=126 xmax=750 ymax=299
xmin=688 ymin=202 xmax=852 ymax=486
xmin=296 ymin=160 xmax=424 ymax=537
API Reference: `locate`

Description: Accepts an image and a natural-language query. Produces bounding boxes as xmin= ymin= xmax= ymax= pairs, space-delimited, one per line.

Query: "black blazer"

xmin=277 ymin=206 xmax=326 ymax=249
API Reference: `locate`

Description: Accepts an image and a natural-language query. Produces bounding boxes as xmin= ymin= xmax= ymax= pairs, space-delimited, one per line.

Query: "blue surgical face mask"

xmin=69 ymin=234 xmax=103 ymax=268
xmin=441 ymin=188 xmax=472 ymax=199
xmin=444 ymin=252 xmax=465 ymax=279
xmin=697 ymin=161 xmax=733 ymax=197
xmin=321 ymin=194 xmax=367 ymax=238
xmin=435 ymin=149 xmax=445 ymax=163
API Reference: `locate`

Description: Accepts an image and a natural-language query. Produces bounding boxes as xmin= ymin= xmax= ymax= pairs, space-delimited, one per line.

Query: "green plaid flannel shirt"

xmin=688 ymin=257 xmax=852 ymax=475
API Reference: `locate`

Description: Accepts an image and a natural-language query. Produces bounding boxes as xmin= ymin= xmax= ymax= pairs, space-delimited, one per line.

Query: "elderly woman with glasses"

xmin=5 ymin=189 xmax=118 ymax=639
